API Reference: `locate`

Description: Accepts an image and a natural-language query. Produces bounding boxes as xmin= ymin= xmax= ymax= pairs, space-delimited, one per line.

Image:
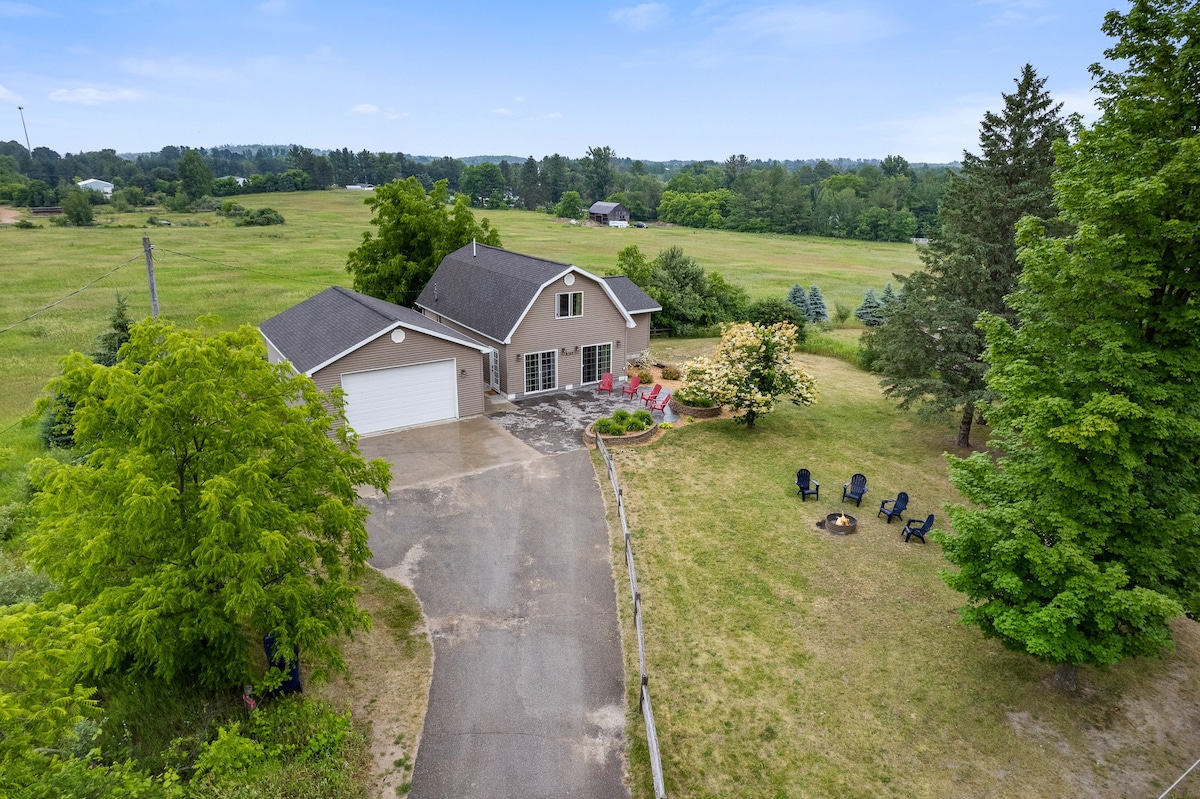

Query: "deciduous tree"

xmin=27 ymin=320 xmax=392 ymax=691
xmin=683 ymin=322 xmax=816 ymax=428
xmin=941 ymin=0 xmax=1200 ymax=687
xmin=177 ymin=149 xmax=214 ymax=200
xmin=347 ymin=177 xmax=501 ymax=305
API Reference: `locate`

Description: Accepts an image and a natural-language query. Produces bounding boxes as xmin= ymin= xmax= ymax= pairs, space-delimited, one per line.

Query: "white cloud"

xmin=718 ymin=3 xmax=891 ymax=44
xmin=491 ymin=108 xmax=516 ymax=116
xmin=258 ymin=0 xmax=286 ymax=12
xmin=0 ymin=83 xmax=21 ymax=102
xmin=350 ymin=104 xmax=380 ymax=115
xmin=0 ymin=2 xmax=53 ymax=17
xmin=514 ymin=95 xmax=526 ymax=103
xmin=611 ymin=3 xmax=670 ymax=32
xmin=121 ymin=57 xmax=235 ymax=83
xmin=546 ymin=112 xmax=562 ymax=119
xmin=48 ymin=87 xmax=141 ymax=105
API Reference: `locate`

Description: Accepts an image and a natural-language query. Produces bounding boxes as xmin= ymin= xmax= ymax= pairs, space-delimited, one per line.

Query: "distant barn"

xmin=588 ymin=201 xmax=630 ymax=227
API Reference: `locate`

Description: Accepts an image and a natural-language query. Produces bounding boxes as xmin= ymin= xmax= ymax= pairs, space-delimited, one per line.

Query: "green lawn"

xmin=608 ymin=348 xmax=1200 ymax=799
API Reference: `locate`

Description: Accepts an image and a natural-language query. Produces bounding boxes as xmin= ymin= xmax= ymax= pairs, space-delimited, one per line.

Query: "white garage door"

xmin=341 ymin=360 xmax=458 ymax=435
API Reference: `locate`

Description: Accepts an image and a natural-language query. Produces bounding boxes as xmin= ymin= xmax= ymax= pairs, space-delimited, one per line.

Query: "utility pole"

xmin=142 ymin=237 xmax=160 ymax=318
xmin=17 ymin=106 xmax=31 ymax=155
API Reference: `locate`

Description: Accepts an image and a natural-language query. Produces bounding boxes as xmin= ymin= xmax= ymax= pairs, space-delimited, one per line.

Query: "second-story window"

xmin=556 ymin=291 xmax=583 ymax=318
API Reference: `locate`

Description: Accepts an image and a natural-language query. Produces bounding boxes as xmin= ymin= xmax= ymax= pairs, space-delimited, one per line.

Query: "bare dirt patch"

xmin=315 ymin=567 xmax=432 ymax=798
xmin=0 ymin=207 xmax=21 ymax=224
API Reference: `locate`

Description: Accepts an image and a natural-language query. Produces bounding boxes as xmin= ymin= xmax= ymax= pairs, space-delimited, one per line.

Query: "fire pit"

xmin=826 ymin=512 xmax=858 ymax=535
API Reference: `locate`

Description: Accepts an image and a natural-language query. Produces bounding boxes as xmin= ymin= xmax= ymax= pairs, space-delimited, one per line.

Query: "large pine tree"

xmin=941 ymin=0 xmax=1200 ymax=688
xmin=864 ymin=64 xmax=1066 ymax=446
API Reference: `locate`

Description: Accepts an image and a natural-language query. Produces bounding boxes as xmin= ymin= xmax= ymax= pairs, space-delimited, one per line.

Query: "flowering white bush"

xmin=681 ymin=321 xmax=817 ymax=427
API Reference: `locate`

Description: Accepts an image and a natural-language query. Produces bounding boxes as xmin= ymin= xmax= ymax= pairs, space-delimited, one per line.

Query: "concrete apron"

xmin=357 ymin=415 xmax=541 ymax=491
xmin=359 ymin=414 xmax=629 ymax=799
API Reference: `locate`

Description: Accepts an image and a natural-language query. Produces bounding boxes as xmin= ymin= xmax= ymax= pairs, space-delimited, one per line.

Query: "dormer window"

xmin=556 ymin=291 xmax=583 ymax=318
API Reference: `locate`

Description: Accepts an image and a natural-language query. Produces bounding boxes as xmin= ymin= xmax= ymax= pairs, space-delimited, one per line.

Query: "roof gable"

xmin=415 ymin=243 xmax=638 ymax=343
xmin=259 ymin=286 xmax=488 ymax=375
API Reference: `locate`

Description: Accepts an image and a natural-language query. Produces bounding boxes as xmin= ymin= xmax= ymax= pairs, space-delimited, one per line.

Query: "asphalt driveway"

xmin=361 ymin=415 xmax=629 ymax=798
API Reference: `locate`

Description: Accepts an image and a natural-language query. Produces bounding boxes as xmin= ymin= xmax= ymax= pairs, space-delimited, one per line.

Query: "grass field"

xmin=610 ymin=349 xmax=1200 ymax=799
xmin=0 ymin=192 xmax=919 ymax=429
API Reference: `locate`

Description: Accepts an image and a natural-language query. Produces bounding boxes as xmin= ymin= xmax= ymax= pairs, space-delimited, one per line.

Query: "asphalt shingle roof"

xmin=601 ymin=275 xmax=661 ymax=314
xmin=259 ymin=285 xmax=486 ymax=374
xmin=588 ymin=201 xmax=622 ymax=214
xmin=416 ymin=243 xmax=659 ymax=343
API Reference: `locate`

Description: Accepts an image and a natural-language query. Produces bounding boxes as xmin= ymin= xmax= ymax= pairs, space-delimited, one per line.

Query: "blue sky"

xmin=1 ymin=1 xmax=1115 ymax=164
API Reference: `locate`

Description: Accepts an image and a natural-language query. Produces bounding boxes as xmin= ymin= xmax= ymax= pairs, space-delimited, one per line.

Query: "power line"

xmin=1159 ymin=756 xmax=1200 ymax=798
xmin=0 ymin=251 xmax=144 ymax=335
xmin=152 ymin=246 xmax=330 ymax=287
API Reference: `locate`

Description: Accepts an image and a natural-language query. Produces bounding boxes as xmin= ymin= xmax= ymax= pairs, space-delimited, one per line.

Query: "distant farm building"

xmin=220 ymin=175 xmax=248 ymax=186
xmin=344 ymin=183 xmax=375 ymax=190
xmin=588 ymin=201 xmax=630 ymax=228
xmin=76 ymin=178 xmax=114 ymax=197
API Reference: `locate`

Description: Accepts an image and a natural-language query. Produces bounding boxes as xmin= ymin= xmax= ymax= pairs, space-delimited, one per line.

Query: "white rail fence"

xmin=594 ymin=433 xmax=667 ymax=799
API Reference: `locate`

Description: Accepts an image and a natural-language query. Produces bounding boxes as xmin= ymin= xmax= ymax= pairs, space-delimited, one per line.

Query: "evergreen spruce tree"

xmin=881 ymin=283 xmax=897 ymax=307
xmin=806 ymin=285 xmax=828 ymax=323
xmin=862 ymin=64 xmax=1066 ymax=446
xmin=942 ymin=0 xmax=1200 ymax=688
xmin=854 ymin=289 xmax=885 ymax=327
xmin=91 ymin=295 xmax=132 ymax=367
xmin=786 ymin=283 xmax=810 ymax=320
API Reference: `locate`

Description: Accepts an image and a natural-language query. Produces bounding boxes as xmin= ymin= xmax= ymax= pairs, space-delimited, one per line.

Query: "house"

xmin=415 ymin=243 xmax=660 ymax=399
xmin=76 ymin=178 xmax=114 ymax=197
xmin=259 ymin=286 xmax=492 ymax=436
xmin=588 ymin=201 xmax=630 ymax=227
xmin=344 ymin=183 xmax=375 ymax=190
xmin=220 ymin=175 xmax=248 ymax=186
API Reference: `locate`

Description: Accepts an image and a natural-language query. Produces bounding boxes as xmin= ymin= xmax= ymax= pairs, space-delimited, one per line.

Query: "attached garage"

xmin=259 ymin=287 xmax=491 ymax=436
xmin=342 ymin=360 xmax=459 ymax=434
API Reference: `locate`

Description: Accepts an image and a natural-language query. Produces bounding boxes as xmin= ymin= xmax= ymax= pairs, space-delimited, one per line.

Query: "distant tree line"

xmin=0 ymin=139 xmax=951 ymax=242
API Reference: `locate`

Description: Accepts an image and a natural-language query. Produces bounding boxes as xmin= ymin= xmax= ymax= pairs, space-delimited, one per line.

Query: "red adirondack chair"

xmin=640 ymin=384 xmax=662 ymax=406
xmin=597 ymin=372 xmax=614 ymax=394
xmin=621 ymin=376 xmax=642 ymax=399
xmin=648 ymin=392 xmax=672 ymax=413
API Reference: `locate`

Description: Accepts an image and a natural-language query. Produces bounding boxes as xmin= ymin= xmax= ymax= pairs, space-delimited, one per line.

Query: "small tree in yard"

xmin=683 ymin=322 xmax=817 ymax=428
xmin=27 ymin=319 xmax=392 ymax=691
xmin=807 ymin=285 xmax=829 ymax=323
xmin=786 ymin=283 xmax=810 ymax=319
xmin=854 ymin=288 xmax=886 ymax=327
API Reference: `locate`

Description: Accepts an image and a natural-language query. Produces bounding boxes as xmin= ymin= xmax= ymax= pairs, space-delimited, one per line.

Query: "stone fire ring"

xmin=826 ymin=513 xmax=858 ymax=535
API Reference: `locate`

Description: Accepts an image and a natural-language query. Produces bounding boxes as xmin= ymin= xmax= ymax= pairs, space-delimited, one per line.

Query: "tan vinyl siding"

xmin=311 ymin=330 xmax=485 ymax=417
xmin=509 ymin=275 xmax=629 ymax=398
xmin=417 ymin=310 xmax=505 ymax=396
xmin=625 ymin=313 xmax=652 ymax=359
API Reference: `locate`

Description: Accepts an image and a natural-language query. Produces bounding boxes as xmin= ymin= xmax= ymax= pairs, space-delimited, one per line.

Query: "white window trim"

xmin=555 ymin=291 xmax=583 ymax=319
xmin=523 ymin=349 xmax=557 ymax=394
xmin=580 ymin=342 xmax=613 ymax=384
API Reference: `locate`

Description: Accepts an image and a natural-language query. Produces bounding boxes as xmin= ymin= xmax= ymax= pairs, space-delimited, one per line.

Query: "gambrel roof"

xmin=259 ymin=285 xmax=489 ymax=375
xmin=415 ymin=243 xmax=659 ymax=344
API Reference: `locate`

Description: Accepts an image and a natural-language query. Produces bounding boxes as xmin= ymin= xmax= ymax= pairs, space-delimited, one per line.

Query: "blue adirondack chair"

xmin=878 ymin=491 xmax=909 ymax=523
xmin=903 ymin=514 xmax=935 ymax=543
xmin=842 ymin=473 xmax=867 ymax=506
xmin=795 ymin=469 xmax=820 ymax=501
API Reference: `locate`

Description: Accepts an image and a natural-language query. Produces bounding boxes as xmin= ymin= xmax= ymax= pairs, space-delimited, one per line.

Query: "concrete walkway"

xmin=361 ymin=416 xmax=629 ymax=798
